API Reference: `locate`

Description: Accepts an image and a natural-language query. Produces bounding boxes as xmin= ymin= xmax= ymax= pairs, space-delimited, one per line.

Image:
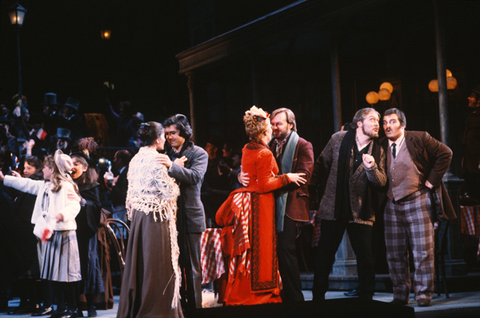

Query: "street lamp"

xmin=101 ymin=30 xmax=111 ymax=40
xmin=8 ymin=2 xmax=27 ymax=107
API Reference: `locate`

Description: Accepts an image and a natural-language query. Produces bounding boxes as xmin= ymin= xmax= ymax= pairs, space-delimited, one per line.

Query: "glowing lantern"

xmin=366 ymin=91 xmax=379 ymax=105
xmin=446 ymin=69 xmax=452 ymax=78
xmin=378 ymin=88 xmax=391 ymax=101
xmin=447 ymin=76 xmax=457 ymax=90
xmin=379 ymin=82 xmax=393 ymax=94
xmin=101 ymin=30 xmax=111 ymax=40
xmin=428 ymin=79 xmax=439 ymax=92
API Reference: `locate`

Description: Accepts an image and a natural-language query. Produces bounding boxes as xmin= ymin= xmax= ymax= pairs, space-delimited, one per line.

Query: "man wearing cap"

xmin=54 ymin=128 xmax=72 ymax=154
xmin=462 ymin=84 xmax=480 ymax=201
xmin=39 ymin=93 xmax=60 ymax=139
xmin=58 ymin=98 xmax=86 ymax=143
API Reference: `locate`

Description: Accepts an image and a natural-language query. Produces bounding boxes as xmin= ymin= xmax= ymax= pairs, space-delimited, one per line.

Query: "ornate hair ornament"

xmin=245 ymin=106 xmax=269 ymax=119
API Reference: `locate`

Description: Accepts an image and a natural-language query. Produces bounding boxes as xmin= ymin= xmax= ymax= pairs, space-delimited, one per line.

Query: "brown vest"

xmin=387 ymin=141 xmax=424 ymax=201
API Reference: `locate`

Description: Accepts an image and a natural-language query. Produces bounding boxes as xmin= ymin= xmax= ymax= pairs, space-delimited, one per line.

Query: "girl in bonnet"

xmin=0 ymin=150 xmax=82 ymax=318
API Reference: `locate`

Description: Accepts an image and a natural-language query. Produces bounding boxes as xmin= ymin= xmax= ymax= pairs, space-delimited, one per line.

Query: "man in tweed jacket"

xmin=309 ymin=107 xmax=387 ymax=301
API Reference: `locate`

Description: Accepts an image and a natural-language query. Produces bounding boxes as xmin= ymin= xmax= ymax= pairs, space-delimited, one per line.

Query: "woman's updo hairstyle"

xmin=243 ymin=106 xmax=270 ymax=142
xmin=137 ymin=121 xmax=163 ymax=147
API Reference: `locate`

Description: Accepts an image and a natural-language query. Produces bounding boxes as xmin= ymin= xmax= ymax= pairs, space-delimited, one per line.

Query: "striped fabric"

xmin=459 ymin=205 xmax=480 ymax=257
xmin=460 ymin=205 xmax=477 ymax=236
xmin=200 ymin=228 xmax=225 ymax=284
xmin=229 ymin=192 xmax=252 ymax=282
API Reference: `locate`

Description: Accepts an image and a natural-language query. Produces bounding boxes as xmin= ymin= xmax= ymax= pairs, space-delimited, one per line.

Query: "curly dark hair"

xmin=163 ymin=114 xmax=192 ymax=141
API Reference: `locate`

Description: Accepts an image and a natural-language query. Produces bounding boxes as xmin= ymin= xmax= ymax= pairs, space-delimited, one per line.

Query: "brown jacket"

xmin=270 ymin=136 xmax=314 ymax=222
xmin=380 ymin=131 xmax=456 ymax=221
xmin=310 ymin=131 xmax=387 ymax=226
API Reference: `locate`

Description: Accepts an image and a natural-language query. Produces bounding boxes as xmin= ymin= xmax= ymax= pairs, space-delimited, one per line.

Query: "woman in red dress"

xmin=216 ymin=106 xmax=306 ymax=306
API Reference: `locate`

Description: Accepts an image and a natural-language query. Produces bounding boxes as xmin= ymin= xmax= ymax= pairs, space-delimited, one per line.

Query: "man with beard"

xmin=381 ymin=108 xmax=456 ymax=307
xmin=268 ymin=108 xmax=314 ymax=302
xmin=309 ymin=107 xmax=387 ymax=301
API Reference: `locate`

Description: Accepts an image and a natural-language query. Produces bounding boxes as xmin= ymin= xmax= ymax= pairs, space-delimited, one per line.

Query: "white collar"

xmin=388 ymin=131 xmax=405 ymax=150
xmin=356 ymin=138 xmax=371 ymax=151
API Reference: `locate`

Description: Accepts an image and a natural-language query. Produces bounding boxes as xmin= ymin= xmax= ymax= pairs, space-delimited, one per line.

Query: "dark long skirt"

xmin=77 ymin=233 xmax=105 ymax=295
xmin=117 ymin=210 xmax=183 ymax=318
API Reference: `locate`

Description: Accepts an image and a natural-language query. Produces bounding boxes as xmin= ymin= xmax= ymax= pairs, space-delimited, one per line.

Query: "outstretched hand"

xmin=286 ymin=172 xmax=307 ymax=186
xmin=11 ymin=170 xmax=22 ymax=178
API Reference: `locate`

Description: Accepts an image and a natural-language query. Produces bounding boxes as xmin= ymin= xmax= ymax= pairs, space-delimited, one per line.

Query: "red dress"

xmin=216 ymin=140 xmax=290 ymax=306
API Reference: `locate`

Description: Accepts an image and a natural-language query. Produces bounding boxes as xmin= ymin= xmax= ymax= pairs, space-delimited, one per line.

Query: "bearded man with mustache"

xmin=309 ymin=107 xmax=387 ymax=301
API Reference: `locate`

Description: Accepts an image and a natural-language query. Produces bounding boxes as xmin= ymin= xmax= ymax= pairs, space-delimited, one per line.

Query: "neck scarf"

xmin=274 ymin=131 xmax=299 ymax=232
xmin=335 ymin=128 xmax=356 ymax=222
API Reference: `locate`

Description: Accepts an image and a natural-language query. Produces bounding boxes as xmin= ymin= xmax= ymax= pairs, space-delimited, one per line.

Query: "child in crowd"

xmin=0 ymin=150 xmax=82 ymax=318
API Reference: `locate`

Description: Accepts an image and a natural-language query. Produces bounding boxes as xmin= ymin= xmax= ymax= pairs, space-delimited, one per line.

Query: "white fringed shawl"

xmin=126 ymin=146 xmax=182 ymax=308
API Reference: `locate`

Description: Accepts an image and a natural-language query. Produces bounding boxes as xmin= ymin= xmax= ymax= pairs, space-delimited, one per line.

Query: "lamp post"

xmin=8 ymin=2 xmax=27 ymax=107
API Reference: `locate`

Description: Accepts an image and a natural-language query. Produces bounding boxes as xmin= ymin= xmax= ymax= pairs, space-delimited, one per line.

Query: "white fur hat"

xmin=54 ymin=149 xmax=73 ymax=176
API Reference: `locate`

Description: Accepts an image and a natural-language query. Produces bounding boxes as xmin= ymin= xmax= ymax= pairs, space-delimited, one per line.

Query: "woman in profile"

xmin=117 ymin=122 xmax=182 ymax=318
xmin=216 ymin=106 xmax=306 ymax=306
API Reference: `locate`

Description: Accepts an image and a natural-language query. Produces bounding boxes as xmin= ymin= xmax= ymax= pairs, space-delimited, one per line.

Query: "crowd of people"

xmin=0 ymin=84 xmax=479 ymax=317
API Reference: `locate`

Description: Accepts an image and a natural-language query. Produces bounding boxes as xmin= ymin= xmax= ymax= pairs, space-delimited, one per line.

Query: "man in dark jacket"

xmin=309 ymin=107 xmax=387 ymax=301
xmin=159 ymin=114 xmax=208 ymax=309
xmin=381 ymin=108 xmax=456 ymax=307
xmin=111 ymin=150 xmax=132 ymax=222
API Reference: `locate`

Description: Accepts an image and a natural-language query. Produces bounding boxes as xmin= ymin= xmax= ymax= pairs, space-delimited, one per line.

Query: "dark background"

xmin=0 ymin=0 xmax=296 ymax=122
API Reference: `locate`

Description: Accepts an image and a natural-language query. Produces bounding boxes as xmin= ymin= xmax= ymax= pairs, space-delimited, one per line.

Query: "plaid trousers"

xmin=384 ymin=190 xmax=435 ymax=301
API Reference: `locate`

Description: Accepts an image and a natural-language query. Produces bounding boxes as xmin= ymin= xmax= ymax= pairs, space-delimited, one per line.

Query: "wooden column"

xmin=330 ymin=31 xmax=342 ymax=132
xmin=186 ymin=71 xmax=196 ymax=143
